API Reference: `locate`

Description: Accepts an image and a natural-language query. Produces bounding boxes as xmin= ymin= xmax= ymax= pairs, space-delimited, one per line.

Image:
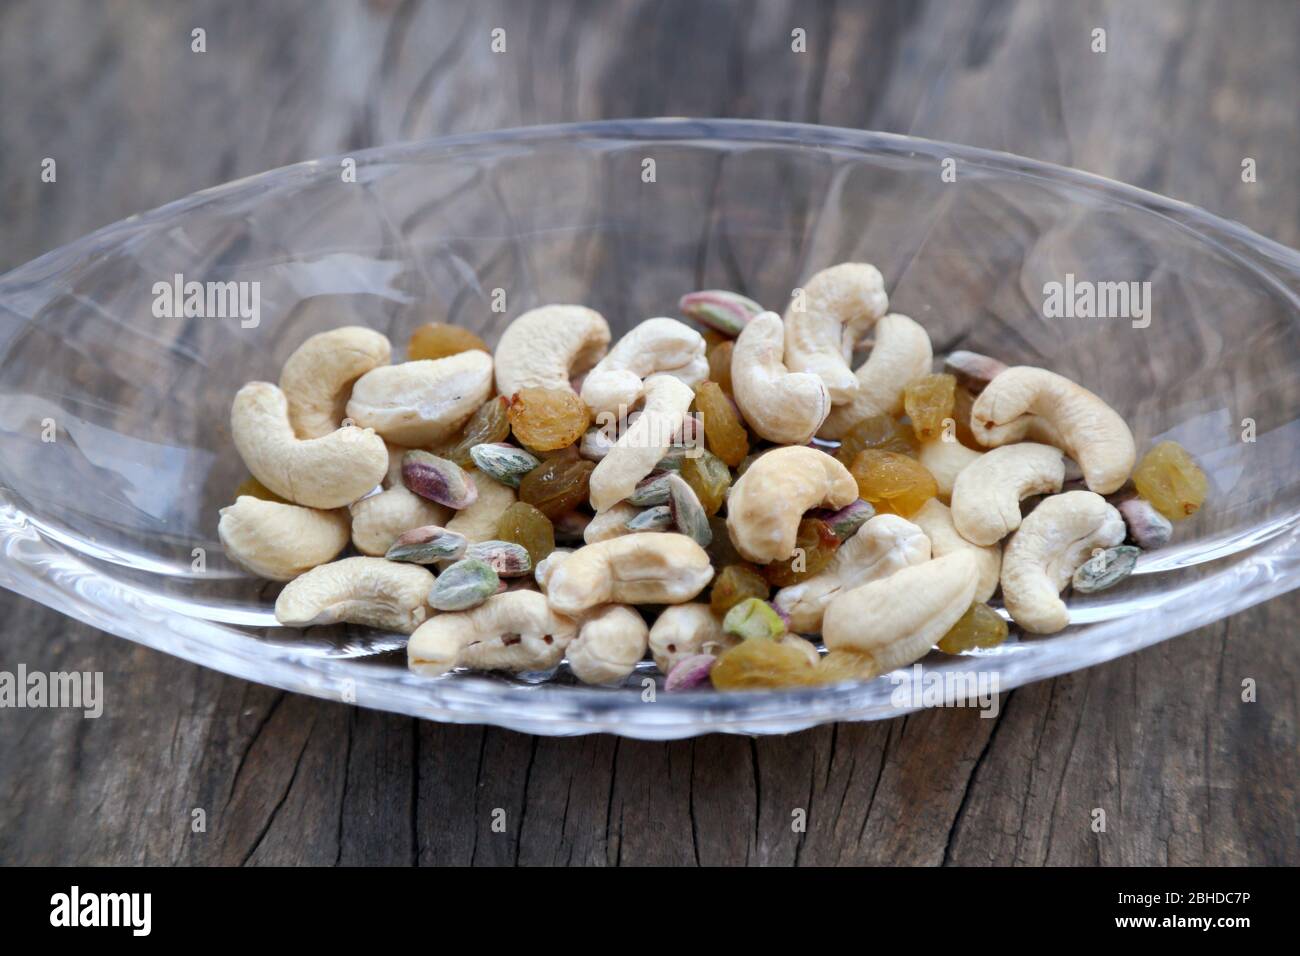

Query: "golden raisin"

xmin=710 ymin=564 xmax=770 ymax=617
xmin=407 ymin=322 xmax=490 ymax=361
xmin=680 ymin=448 xmax=731 ymax=515
xmin=849 ymin=449 xmax=938 ymax=518
xmin=711 ymin=639 xmax=816 ymax=691
xmin=517 ymin=455 xmax=595 ymax=519
xmin=1132 ymin=441 xmax=1207 ymax=522
xmin=234 ymin=476 xmax=286 ymax=503
xmin=937 ymin=603 xmax=1009 ymax=654
xmin=951 ymin=386 xmax=980 ymax=448
xmin=835 ymin=414 xmax=919 ymax=464
xmin=508 ymin=387 xmax=591 ymax=452
xmin=694 ymin=381 xmax=749 ymax=467
xmin=435 ymin=396 xmax=510 ymax=467
xmin=903 ymin=373 xmax=957 ymax=442
xmin=707 ymin=340 xmax=735 ymax=395
xmin=762 ymin=518 xmax=839 ymax=587
xmin=814 ymin=650 xmax=877 ymax=684
xmin=496 ymin=501 xmax=555 ymax=565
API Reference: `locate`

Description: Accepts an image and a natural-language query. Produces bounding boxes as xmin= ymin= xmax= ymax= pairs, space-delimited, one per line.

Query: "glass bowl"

xmin=0 ymin=119 xmax=1296 ymax=739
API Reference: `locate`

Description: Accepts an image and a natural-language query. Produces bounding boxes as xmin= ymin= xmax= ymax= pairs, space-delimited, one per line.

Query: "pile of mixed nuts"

xmin=219 ymin=262 xmax=1208 ymax=691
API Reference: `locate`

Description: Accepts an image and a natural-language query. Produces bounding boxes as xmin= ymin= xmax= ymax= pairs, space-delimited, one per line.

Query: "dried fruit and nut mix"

xmin=219 ymin=264 xmax=1208 ymax=693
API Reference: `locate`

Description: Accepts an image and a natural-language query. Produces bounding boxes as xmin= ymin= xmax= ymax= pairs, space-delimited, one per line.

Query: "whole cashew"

xmin=818 ymin=314 xmax=933 ymax=439
xmin=231 ymin=382 xmax=388 ymax=508
xmin=588 ymin=375 xmax=694 ymax=512
xmin=773 ymin=513 xmax=931 ymax=633
xmin=971 ymin=366 xmax=1136 ymax=494
xmin=648 ymin=603 xmax=736 ymax=673
xmin=1001 ymin=490 xmax=1125 ymax=634
xmin=784 ymin=262 xmax=889 ymax=403
xmin=823 ymin=550 xmax=979 ymax=675
xmin=566 ymin=604 xmax=650 ymax=684
xmin=346 ymin=350 xmax=494 ymax=447
xmin=545 ymin=533 xmax=714 ymax=616
xmin=584 ymin=501 xmax=639 ymax=544
xmin=911 ymin=499 xmax=1001 ymax=603
xmin=443 ymin=470 xmax=517 ymax=545
xmin=218 ymin=496 xmax=350 ymax=581
xmin=731 ymin=312 xmax=831 ymax=445
xmin=279 ymin=326 xmax=391 ymax=438
xmin=533 ymin=549 xmax=572 ymax=593
xmin=407 ymin=590 xmax=578 ymax=676
xmin=726 ymin=446 xmax=858 ymax=563
xmin=580 ymin=318 xmax=707 ymax=416
xmin=950 ymin=442 xmax=1065 ymax=546
xmin=274 ymin=556 xmax=435 ymax=633
xmin=350 ymin=444 xmax=451 ymax=555
xmin=493 ymin=305 xmax=611 ymax=397
xmin=918 ymin=439 xmax=984 ymax=503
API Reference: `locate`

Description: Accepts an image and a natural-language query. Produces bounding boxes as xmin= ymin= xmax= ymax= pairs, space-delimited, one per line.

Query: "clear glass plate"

xmin=0 ymin=119 xmax=1296 ymax=738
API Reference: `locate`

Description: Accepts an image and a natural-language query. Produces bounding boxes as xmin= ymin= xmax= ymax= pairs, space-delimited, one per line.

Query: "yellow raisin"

xmin=711 ymin=639 xmax=816 ymax=691
xmin=508 ymin=387 xmax=591 ymax=452
xmin=762 ymin=518 xmax=839 ymax=587
xmin=694 ymin=381 xmax=749 ymax=467
xmin=903 ymin=373 xmax=957 ymax=442
xmin=1132 ymin=441 xmax=1207 ymax=521
xmin=951 ymin=386 xmax=980 ymax=449
xmin=681 ymin=448 xmax=731 ymax=515
xmin=849 ymin=449 xmax=938 ymax=518
xmin=496 ymin=501 xmax=555 ymax=565
xmin=835 ymin=414 xmax=919 ymax=464
xmin=707 ymin=340 xmax=735 ymax=395
xmin=814 ymin=650 xmax=877 ymax=684
xmin=234 ymin=476 xmax=286 ymax=503
xmin=710 ymin=564 xmax=770 ymax=617
xmin=408 ymin=322 xmax=489 ymax=361
xmin=517 ymin=455 xmax=595 ymax=519
xmin=937 ymin=603 xmax=1009 ymax=654
xmin=435 ymin=396 xmax=510 ymax=467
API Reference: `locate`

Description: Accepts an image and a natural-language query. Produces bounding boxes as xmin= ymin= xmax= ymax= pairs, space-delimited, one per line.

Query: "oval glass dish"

xmin=0 ymin=119 xmax=1297 ymax=738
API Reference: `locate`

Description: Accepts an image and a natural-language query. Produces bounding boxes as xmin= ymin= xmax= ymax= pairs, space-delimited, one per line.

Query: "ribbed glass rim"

xmin=1 ymin=119 xmax=1297 ymax=738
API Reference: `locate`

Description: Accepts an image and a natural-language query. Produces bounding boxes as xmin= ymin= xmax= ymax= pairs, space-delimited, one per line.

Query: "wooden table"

xmin=1 ymin=0 xmax=1296 ymax=865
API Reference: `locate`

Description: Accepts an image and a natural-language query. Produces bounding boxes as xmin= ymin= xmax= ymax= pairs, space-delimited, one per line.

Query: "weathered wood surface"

xmin=0 ymin=0 xmax=1296 ymax=865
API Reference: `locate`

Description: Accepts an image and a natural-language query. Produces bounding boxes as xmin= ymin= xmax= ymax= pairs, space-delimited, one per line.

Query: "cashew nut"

xmin=647 ymin=603 xmax=736 ymax=673
xmin=345 ymin=350 xmax=494 ymax=447
xmin=493 ymin=305 xmax=611 ymax=397
xmin=533 ymin=549 xmax=572 ymax=593
xmin=971 ymin=367 xmax=1136 ymax=494
xmin=918 ymin=439 xmax=983 ymax=503
xmin=818 ymin=313 xmax=933 ymax=439
xmin=726 ymin=446 xmax=858 ymax=563
xmin=1001 ymin=490 xmax=1125 ymax=634
xmin=566 ymin=604 xmax=650 ymax=684
xmin=773 ymin=514 xmax=931 ymax=633
xmin=279 ymin=326 xmax=391 ymax=438
xmin=274 ymin=556 xmax=434 ymax=633
xmin=218 ymin=496 xmax=350 ymax=581
xmin=443 ymin=470 xmax=517 ymax=545
xmin=950 ymin=442 xmax=1065 ymax=546
xmin=545 ymin=533 xmax=714 ymax=616
xmin=731 ymin=311 xmax=831 ymax=445
xmin=784 ymin=262 xmax=889 ymax=403
xmin=910 ymin=499 xmax=1001 ymax=603
xmin=350 ymin=444 xmax=451 ymax=556
xmin=588 ymin=375 xmax=694 ymax=512
xmin=407 ymin=590 xmax=577 ymax=676
xmin=823 ymin=550 xmax=979 ymax=675
xmin=584 ymin=501 xmax=638 ymax=544
xmin=580 ymin=318 xmax=707 ymax=416
xmin=231 ymin=382 xmax=388 ymax=508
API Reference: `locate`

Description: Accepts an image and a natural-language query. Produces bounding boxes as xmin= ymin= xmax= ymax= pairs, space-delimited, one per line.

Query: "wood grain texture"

xmin=0 ymin=0 xmax=1296 ymax=866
